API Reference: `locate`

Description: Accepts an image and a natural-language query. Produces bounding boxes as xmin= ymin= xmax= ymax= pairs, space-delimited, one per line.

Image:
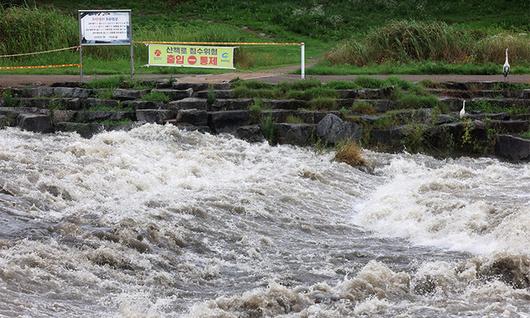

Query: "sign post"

xmin=78 ymin=10 xmax=133 ymax=81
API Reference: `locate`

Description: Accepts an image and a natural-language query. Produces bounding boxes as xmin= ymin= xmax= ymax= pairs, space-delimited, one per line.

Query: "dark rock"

xmin=53 ymin=87 xmax=92 ymax=98
xmin=356 ymin=99 xmax=397 ymax=112
xmin=316 ymin=113 xmax=361 ymax=144
xmin=295 ymin=110 xmax=317 ymax=124
xmin=55 ymin=122 xmax=102 ymax=138
xmin=210 ymin=99 xmax=253 ymax=111
xmin=262 ymin=99 xmax=308 ymax=110
xmin=75 ymin=111 xmax=135 ymax=123
xmin=155 ymin=79 xmax=173 ymax=89
xmin=0 ymin=115 xmax=7 ymax=128
xmin=314 ymin=111 xmax=341 ymax=123
xmin=434 ymin=114 xmax=456 ymax=125
xmin=465 ymin=113 xmax=509 ymax=121
xmin=495 ymin=135 xmax=530 ymax=161
xmin=336 ymin=89 xmax=358 ymax=99
xmin=17 ymin=113 xmax=53 ymax=133
xmin=51 ymin=82 xmax=83 ymax=88
xmin=371 ymin=126 xmax=410 ymax=150
xmin=172 ymin=82 xmax=208 ymax=91
xmin=169 ymin=122 xmax=211 ymax=133
xmin=12 ymin=87 xmax=54 ymax=98
xmin=336 ymin=98 xmax=356 ymax=108
xmin=358 ymin=87 xmax=394 ymax=99
xmin=168 ymin=98 xmax=208 ymax=111
xmin=521 ymin=89 xmax=530 ymax=99
xmin=136 ymin=109 xmax=175 ymax=123
xmin=208 ymin=110 xmax=250 ymax=133
xmin=176 ymin=109 xmax=208 ymax=126
xmin=488 ymin=120 xmax=529 ymax=133
xmin=439 ymin=97 xmax=464 ymax=112
xmin=51 ymin=110 xmax=77 ymax=122
xmin=122 ymin=100 xmax=162 ymax=110
xmin=112 ymin=89 xmax=148 ymax=100
xmin=260 ymin=109 xmax=297 ymax=123
xmin=84 ymin=98 xmax=120 ymax=109
xmin=195 ymin=90 xmax=234 ymax=99
xmin=151 ymin=88 xmax=193 ymax=100
xmin=235 ymin=125 xmax=265 ymax=142
xmin=275 ymin=123 xmax=315 ymax=146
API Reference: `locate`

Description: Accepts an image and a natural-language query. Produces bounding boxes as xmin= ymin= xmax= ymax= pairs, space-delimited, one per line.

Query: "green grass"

xmin=468 ymin=100 xmax=529 ymax=115
xmin=521 ymin=131 xmax=530 ymax=139
xmin=142 ymin=91 xmax=169 ymax=103
xmin=307 ymin=61 xmax=530 ymax=75
xmin=1 ymin=1 xmax=529 ymax=75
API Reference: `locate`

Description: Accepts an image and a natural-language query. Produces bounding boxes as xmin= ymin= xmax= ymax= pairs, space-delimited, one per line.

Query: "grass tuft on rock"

xmin=334 ymin=140 xmax=366 ymax=167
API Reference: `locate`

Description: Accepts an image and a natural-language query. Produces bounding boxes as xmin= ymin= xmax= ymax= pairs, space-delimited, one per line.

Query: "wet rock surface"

xmin=1 ymin=80 xmax=529 ymax=161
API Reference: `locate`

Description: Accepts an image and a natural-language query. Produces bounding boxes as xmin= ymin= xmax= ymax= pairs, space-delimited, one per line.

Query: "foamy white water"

xmin=0 ymin=125 xmax=529 ymax=317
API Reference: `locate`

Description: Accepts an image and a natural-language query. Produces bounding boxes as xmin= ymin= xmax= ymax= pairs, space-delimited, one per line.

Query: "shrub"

xmin=475 ymin=34 xmax=530 ymax=64
xmin=325 ymin=80 xmax=361 ymax=90
xmin=334 ymin=140 xmax=366 ymax=167
xmin=249 ymin=99 xmax=263 ymax=121
xmin=142 ymin=91 xmax=169 ymax=103
xmin=326 ymin=41 xmax=367 ymax=66
xmin=352 ymin=101 xmax=376 ymax=114
xmin=260 ymin=113 xmax=275 ymax=144
xmin=1 ymin=89 xmax=18 ymax=107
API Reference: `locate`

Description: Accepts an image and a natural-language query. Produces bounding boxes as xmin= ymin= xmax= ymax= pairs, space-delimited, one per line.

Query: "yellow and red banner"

xmin=147 ymin=44 xmax=235 ymax=69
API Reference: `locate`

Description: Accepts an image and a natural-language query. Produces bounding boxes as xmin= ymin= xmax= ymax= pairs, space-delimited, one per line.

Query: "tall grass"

xmin=0 ymin=6 xmax=78 ymax=55
xmin=326 ymin=20 xmax=530 ymax=67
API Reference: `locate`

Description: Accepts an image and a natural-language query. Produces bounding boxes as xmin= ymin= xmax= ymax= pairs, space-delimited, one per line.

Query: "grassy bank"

xmin=1 ymin=1 xmax=529 ymax=75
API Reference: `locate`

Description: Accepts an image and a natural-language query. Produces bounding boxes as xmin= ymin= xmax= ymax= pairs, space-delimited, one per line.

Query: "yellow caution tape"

xmin=0 ymin=63 xmax=81 ymax=70
xmin=136 ymin=41 xmax=303 ymax=46
xmin=0 ymin=46 xmax=80 ymax=58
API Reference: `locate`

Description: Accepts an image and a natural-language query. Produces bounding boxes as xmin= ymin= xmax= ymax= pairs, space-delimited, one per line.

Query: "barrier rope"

xmin=0 ymin=63 xmax=81 ymax=70
xmin=136 ymin=41 xmax=303 ymax=46
xmin=0 ymin=46 xmax=80 ymax=58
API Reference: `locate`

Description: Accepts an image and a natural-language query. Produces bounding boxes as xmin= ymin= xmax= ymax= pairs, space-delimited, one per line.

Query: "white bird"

xmin=459 ymin=100 xmax=466 ymax=118
xmin=503 ymin=48 xmax=510 ymax=79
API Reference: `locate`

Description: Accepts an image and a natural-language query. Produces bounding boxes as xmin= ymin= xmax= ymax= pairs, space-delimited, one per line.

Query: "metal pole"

xmin=80 ymin=46 xmax=83 ymax=81
xmin=301 ymin=42 xmax=305 ymax=80
xmin=78 ymin=10 xmax=83 ymax=81
xmin=129 ymin=11 xmax=134 ymax=80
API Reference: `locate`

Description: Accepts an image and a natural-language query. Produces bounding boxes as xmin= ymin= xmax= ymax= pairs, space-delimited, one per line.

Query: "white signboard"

xmin=79 ymin=10 xmax=131 ymax=46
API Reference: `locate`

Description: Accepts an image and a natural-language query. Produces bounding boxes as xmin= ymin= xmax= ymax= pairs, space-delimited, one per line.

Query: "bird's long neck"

xmin=505 ymin=49 xmax=509 ymax=64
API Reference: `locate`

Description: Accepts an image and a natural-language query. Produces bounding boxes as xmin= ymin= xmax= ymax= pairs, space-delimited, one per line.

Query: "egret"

xmin=503 ymin=48 xmax=510 ymax=78
xmin=459 ymin=100 xmax=466 ymax=119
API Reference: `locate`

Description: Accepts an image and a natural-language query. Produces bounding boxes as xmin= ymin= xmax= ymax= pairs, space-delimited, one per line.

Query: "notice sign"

xmin=79 ymin=10 xmax=131 ymax=45
xmin=147 ymin=44 xmax=235 ymax=69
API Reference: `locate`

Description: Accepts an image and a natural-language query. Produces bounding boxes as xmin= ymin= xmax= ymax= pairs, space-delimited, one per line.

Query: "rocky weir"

xmin=1 ymin=79 xmax=530 ymax=161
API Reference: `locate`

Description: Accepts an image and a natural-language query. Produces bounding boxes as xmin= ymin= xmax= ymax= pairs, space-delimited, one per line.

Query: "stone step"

xmin=427 ymin=88 xmax=524 ymax=99
xmin=495 ymin=135 xmax=530 ymax=161
xmin=17 ymin=113 xmax=53 ymax=133
xmin=194 ymin=90 xmax=234 ymax=99
xmin=151 ymin=88 xmax=193 ymax=100
xmin=208 ymin=110 xmax=250 ymax=133
xmin=136 ymin=109 xmax=176 ymax=124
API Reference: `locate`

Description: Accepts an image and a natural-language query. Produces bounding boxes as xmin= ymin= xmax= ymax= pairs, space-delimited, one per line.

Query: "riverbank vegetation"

xmin=0 ymin=0 xmax=529 ymax=74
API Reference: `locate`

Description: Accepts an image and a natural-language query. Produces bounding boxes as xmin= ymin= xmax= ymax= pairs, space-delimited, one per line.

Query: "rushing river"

xmin=0 ymin=124 xmax=529 ymax=317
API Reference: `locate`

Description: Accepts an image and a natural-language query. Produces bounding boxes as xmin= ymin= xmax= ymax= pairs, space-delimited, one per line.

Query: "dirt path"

xmin=1 ymin=66 xmax=529 ymax=87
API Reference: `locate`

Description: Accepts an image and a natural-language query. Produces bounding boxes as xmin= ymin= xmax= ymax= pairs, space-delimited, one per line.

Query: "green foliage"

xmin=207 ymin=86 xmax=216 ymax=106
xmin=95 ymin=89 xmax=114 ymax=100
xmin=85 ymin=76 xmax=125 ymax=89
xmin=48 ymin=99 xmax=63 ymax=110
xmin=468 ymin=100 xmax=528 ymax=115
xmin=249 ymin=98 xmax=263 ymax=121
xmin=325 ymin=81 xmax=361 ymax=90
xmin=0 ymin=7 xmax=77 ymax=55
xmin=309 ymin=97 xmax=337 ymax=110
xmin=1 ymin=89 xmax=18 ymax=107
xmin=396 ymin=94 xmax=439 ymax=109
xmin=402 ymin=124 xmax=426 ymax=153
xmin=142 ymin=91 xmax=169 ymax=103
xmin=521 ymin=131 xmax=530 ymax=140
xmin=462 ymin=118 xmax=474 ymax=145
xmin=260 ymin=113 xmax=275 ymax=144
xmin=285 ymin=115 xmax=304 ymax=124
xmin=352 ymin=101 xmax=376 ymax=114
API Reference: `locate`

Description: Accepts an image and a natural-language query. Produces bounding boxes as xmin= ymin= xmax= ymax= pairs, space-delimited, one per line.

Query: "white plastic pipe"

xmin=301 ymin=42 xmax=305 ymax=80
